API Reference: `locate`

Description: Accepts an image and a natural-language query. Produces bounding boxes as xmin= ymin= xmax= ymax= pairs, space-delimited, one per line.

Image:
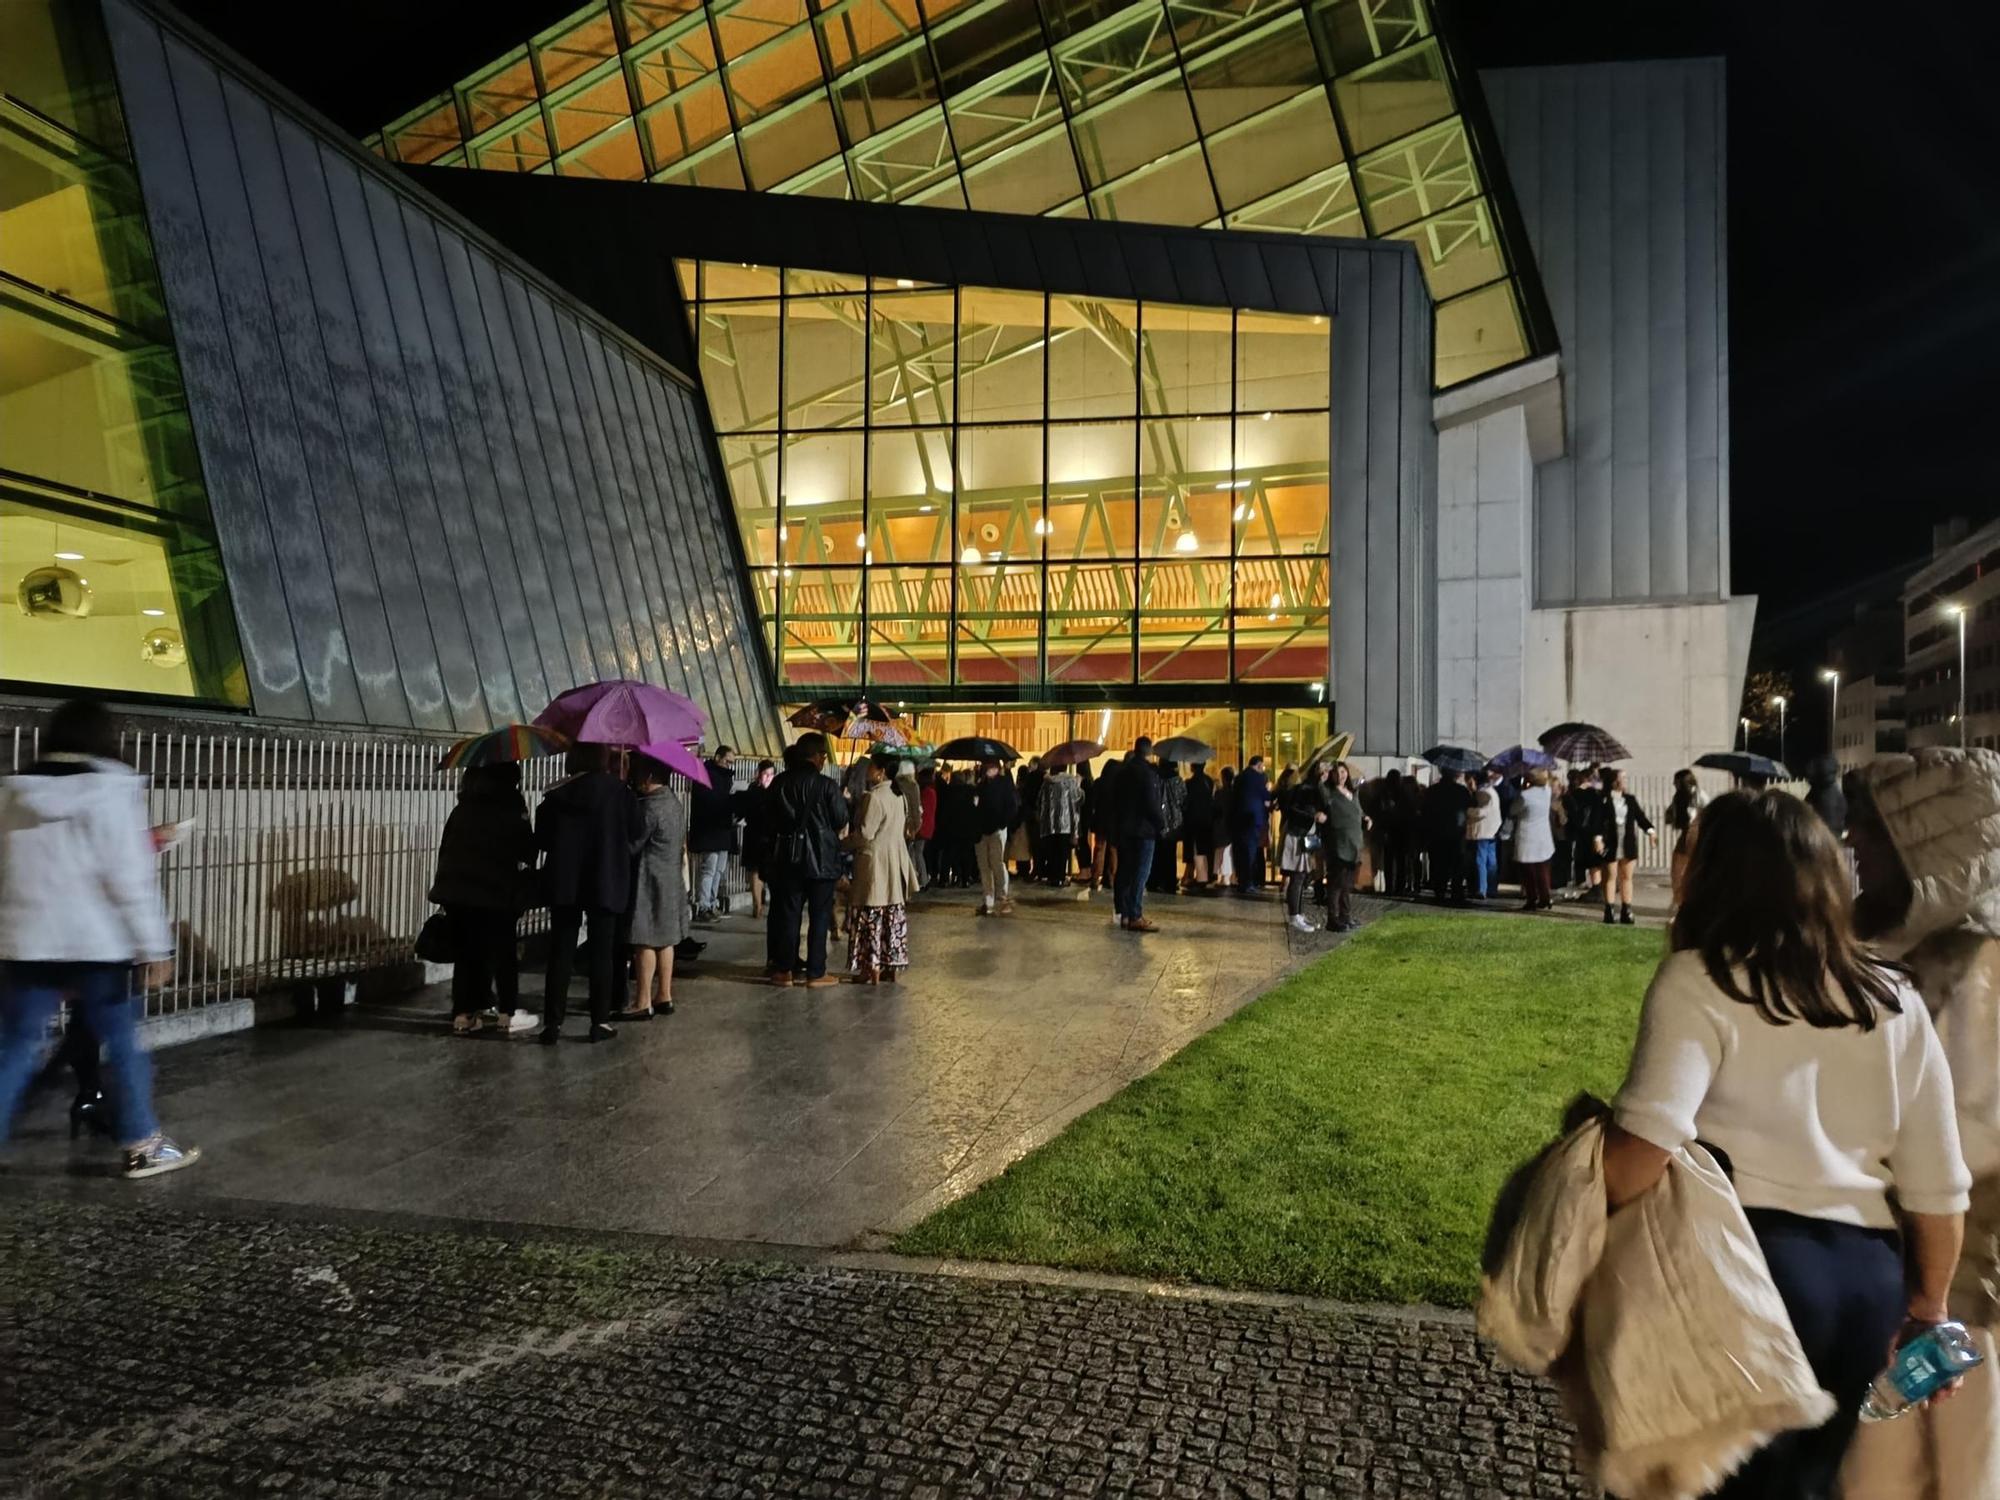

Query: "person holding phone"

xmin=0 ymin=698 xmax=197 ymax=1177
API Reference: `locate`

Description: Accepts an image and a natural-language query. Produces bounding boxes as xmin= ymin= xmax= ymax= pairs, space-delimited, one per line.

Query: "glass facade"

xmin=0 ymin=0 xmax=246 ymax=704
xmin=685 ymin=256 xmax=1330 ymax=697
xmin=374 ymin=0 xmax=1533 ymax=388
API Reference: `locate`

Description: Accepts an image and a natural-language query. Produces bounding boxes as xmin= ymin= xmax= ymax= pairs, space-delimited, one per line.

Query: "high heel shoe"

xmin=70 ymin=1090 xmax=108 ymax=1140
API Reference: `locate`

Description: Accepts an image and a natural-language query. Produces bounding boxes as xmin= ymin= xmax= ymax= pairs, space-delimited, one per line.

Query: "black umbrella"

xmin=934 ymin=735 xmax=1019 ymax=763
xmin=1695 ymin=751 xmax=1792 ymax=782
xmin=1422 ymin=744 xmax=1487 ymax=775
xmin=1152 ymin=735 xmax=1215 ymax=764
xmin=1538 ymin=722 xmax=1632 ymax=764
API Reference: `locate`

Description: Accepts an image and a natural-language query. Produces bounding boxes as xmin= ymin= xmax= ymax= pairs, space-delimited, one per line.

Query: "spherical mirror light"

xmin=17 ymin=565 xmax=93 ymax=619
xmin=141 ymin=626 xmax=187 ymax=669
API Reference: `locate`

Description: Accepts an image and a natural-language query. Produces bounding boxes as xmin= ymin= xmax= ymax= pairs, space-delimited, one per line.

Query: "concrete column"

xmin=1435 ymin=404 xmax=1532 ymax=752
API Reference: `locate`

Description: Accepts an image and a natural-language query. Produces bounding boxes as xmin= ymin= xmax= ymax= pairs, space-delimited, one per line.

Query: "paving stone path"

xmin=2 ymin=1195 xmax=1593 ymax=1498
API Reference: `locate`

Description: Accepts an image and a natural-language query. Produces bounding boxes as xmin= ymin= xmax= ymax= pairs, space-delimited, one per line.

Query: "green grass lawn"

xmin=896 ymin=913 xmax=1659 ymax=1307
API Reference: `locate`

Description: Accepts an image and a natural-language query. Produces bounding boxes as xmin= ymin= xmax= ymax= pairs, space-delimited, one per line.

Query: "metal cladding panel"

xmin=99 ymin=7 xmax=310 ymax=718
xmin=275 ymin=123 xmax=451 ymax=731
xmin=1330 ymin=254 xmax=1372 ymax=737
xmin=1362 ymin=257 xmax=1406 ymax=755
xmin=103 ymin=0 xmax=783 ymax=746
xmin=1484 ymin=60 xmax=1730 ymax=608
xmin=1213 ymin=240 xmax=1276 ymax=312
xmin=1399 ymin=255 xmax=1435 ymax=752
xmin=935 ymin=218 xmax=998 ymax=288
xmin=1258 ymin=243 xmax=1325 ymax=317
xmin=159 ymin=38 xmax=366 ymax=725
xmin=219 ymin=81 xmax=408 ymax=729
xmin=1114 ymin=231 xmax=1181 ymax=304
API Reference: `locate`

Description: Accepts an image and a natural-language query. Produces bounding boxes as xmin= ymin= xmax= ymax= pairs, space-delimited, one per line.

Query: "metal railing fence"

xmin=3 ymin=726 xmax=746 ymax=1019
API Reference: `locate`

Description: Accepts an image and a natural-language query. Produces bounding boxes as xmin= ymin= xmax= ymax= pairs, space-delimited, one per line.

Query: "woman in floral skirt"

xmin=845 ymin=754 xmax=919 ymax=984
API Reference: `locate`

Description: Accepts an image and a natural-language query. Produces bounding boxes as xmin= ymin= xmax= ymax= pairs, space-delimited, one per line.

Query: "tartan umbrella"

xmin=838 ymin=718 xmax=909 ymax=747
xmin=436 ymin=723 xmax=569 ymax=771
xmin=1538 ymin=722 xmax=1632 ymax=765
xmin=1303 ymin=732 xmax=1355 ymax=770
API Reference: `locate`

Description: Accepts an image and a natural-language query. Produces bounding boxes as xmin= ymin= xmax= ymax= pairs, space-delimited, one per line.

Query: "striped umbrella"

xmin=838 ymin=718 xmax=909 ymax=747
xmin=1538 ymin=722 xmax=1632 ymax=765
xmin=436 ymin=723 xmax=570 ymax=771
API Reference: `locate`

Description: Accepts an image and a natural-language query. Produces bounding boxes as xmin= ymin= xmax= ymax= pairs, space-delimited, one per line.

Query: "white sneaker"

xmin=502 ymin=1011 xmax=537 ymax=1034
xmin=1288 ymin=914 xmax=1315 ymax=933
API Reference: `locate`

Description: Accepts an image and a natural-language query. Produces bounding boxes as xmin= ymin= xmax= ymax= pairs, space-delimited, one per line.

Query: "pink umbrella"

xmin=634 ymin=739 xmax=712 ymax=789
xmin=535 ymin=680 xmax=708 ymax=749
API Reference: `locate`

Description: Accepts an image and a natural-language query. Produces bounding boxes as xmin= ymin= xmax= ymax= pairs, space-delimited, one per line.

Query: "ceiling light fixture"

xmin=895 ymin=277 xmax=914 ymax=288
xmin=53 ymin=551 xmax=84 ymax=561
xmin=959 ymin=546 xmax=980 ymax=565
xmin=141 ymin=608 xmax=167 ymax=618
xmin=1174 ymin=530 xmax=1198 ymax=553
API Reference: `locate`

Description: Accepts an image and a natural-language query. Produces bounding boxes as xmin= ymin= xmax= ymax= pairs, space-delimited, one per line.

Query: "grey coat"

xmin=628 ymin=787 xmax=690 ymax=948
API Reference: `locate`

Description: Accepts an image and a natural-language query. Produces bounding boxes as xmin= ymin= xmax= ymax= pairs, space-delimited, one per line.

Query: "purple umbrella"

xmin=633 ymin=739 xmax=713 ymax=789
xmin=535 ymin=681 xmax=708 ymax=749
xmin=1488 ymin=744 xmax=1557 ymax=774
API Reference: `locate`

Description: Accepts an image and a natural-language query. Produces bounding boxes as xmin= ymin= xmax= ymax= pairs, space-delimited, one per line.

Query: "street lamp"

xmin=1771 ymin=694 xmax=1787 ymax=767
xmin=1739 ymin=716 xmax=1751 ymax=751
xmin=1946 ymin=603 xmax=1967 ymax=749
xmin=1821 ymin=669 xmax=1841 ymax=758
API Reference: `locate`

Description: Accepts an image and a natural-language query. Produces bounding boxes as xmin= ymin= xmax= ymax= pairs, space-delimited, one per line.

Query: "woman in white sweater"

xmin=1602 ymin=789 xmax=1970 ymax=1498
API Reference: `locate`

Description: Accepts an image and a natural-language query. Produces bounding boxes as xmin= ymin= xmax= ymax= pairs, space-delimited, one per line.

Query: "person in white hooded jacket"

xmin=0 ymin=699 xmax=197 ymax=1178
xmin=1842 ymin=746 xmax=2000 ymax=1499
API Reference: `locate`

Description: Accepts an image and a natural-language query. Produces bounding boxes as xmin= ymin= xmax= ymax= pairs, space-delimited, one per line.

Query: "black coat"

xmin=1183 ymin=770 xmax=1215 ymax=831
xmin=973 ymin=772 xmax=1018 ymax=836
xmin=536 ymin=771 xmax=644 ymax=913
xmin=1235 ymin=767 xmax=1271 ymax=832
xmin=733 ymin=780 xmax=775 ymax=868
xmin=1594 ymin=791 xmax=1655 ymax=861
xmin=1090 ymin=760 xmax=1123 ymax=834
xmin=766 ymin=766 xmax=847 ymax=880
xmin=1117 ymin=755 xmax=1168 ymax=840
xmin=1424 ymin=779 xmax=1473 ymax=840
xmin=430 ymin=785 xmax=535 ymax=911
xmin=687 ymin=759 xmax=737 ymax=854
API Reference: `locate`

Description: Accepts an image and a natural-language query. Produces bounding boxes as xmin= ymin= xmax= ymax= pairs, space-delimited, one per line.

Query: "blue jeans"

xmin=696 ymin=850 xmax=730 ymax=912
xmin=0 ymin=962 xmax=157 ymax=1147
xmin=1470 ymin=839 xmax=1498 ymax=898
xmin=1115 ymin=837 xmax=1155 ymax=921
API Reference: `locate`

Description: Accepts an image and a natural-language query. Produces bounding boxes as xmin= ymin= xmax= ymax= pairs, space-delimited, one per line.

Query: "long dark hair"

xmin=1671 ymin=790 xmax=1903 ymax=1030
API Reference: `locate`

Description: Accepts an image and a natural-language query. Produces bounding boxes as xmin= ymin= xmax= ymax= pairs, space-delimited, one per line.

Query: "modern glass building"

xmin=369 ymin=0 xmax=1542 ymax=392
xmin=5 ymin=0 xmax=1751 ymax=778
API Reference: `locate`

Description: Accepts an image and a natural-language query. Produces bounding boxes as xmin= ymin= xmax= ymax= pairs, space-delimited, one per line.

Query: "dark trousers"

xmin=1147 ymin=834 xmax=1181 ymax=893
xmin=1037 ymin=833 xmax=1071 ymax=883
xmin=1114 ymin=837 xmax=1155 ymax=921
xmin=1714 ymin=1209 xmax=1904 ymax=1499
xmin=1519 ymin=861 xmax=1552 ymax=907
xmin=1326 ymin=858 xmax=1356 ymax=926
xmin=1233 ymin=827 xmax=1266 ymax=891
xmin=768 ymin=875 xmax=836 ymax=978
xmin=545 ymin=905 xmax=616 ymax=1029
xmin=447 ymin=905 xmax=520 ymax=1016
xmin=1551 ymin=838 xmax=1573 ymax=889
xmin=1430 ymin=836 xmax=1467 ymax=901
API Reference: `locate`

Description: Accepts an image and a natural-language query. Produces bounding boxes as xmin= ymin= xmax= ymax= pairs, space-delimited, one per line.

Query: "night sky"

xmin=175 ymin=0 xmax=1999 ymax=617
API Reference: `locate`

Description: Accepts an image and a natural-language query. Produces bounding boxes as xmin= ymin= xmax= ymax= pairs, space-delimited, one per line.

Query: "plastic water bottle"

xmin=1857 ymin=1321 xmax=1986 ymax=1422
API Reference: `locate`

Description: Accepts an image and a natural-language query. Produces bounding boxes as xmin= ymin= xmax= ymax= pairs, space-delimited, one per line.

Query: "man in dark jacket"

xmin=1114 ymin=738 xmax=1168 ymax=931
xmin=972 ymin=758 xmax=1018 ymax=915
xmin=1422 ymin=771 xmax=1474 ymax=905
xmin=764 ymin=734 xmax=849 ymax=987
xmin=537 ymin=746 xmax=645 ymax=1042
xmin=1232 ymin=756 xmax=1272 ymax=895
xmin=688 ymin=744 xmax=736 ymax=921
xmin=1181 ymin=763 xmax=1215 ymax=887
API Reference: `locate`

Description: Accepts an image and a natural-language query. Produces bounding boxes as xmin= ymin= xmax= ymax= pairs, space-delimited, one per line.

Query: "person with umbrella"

xmin=1232 ymin=755 xmax=1272 ymax=897
xmin=1511 ymin=768 xmax=1557 ymax=912
xmin=972 ymin=757 xmax=1018 ymax=916
xmin=1036 ymin=757 xmax=1085 ymax=886
xmin=1423 ymin=765 xmax=1474 ymax=905
xmin=619 ymin=751 xmax=690 ymax=1021
xmin=688 ymin=744 xmax=736 ymax=922
xmin=764 ymin=733 xmax=849 ymax=987
xmin=844 ymin=753 xmax=919 ymax=984
xmin=537 ymin=745 xmax=645 ymax=1043
xmin=1114 ymin=737 xmax=1168 ymax=932
xmin=1591 ymin=766 xmax=1656 ymax=926
xmin=431 ymin=763 xmax=538 ymax=1036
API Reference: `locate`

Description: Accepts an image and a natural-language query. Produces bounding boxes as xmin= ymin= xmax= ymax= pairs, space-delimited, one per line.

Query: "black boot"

xmin=70 ymin=1090 xmax=108 ymax=1140
xmin=1603 ymin=904 xmax=1616 ymax=925
xmin=1619 ymin=904 xmax=1636 ymax=926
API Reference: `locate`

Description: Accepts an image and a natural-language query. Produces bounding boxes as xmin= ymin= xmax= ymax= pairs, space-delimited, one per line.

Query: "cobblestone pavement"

xmin=2 ymin=1195 xmax=1592 ymax=1499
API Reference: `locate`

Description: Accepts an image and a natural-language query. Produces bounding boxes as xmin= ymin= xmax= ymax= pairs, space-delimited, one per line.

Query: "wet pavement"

xmin=0 ymin=1194 xmax=1592 ymax=1498
xmin=6 ymin=883 xmax=1372 ymax=1248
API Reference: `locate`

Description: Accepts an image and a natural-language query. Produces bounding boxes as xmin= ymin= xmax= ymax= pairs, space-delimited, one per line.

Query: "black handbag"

xmin=415 ymin=912 xmax=455 ymax=963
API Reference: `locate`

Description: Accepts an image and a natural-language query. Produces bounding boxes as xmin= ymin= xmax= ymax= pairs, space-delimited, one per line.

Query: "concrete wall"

xmin=1524 ymin=597 xmax=1755 ymax=775
xmin=1483 ymin=60 xmax=1729 ymax=608
xmin=1435 ymin=404 xmax=1532 ymax=752
xmin=102 ymin=0 xmax=782 ymax=751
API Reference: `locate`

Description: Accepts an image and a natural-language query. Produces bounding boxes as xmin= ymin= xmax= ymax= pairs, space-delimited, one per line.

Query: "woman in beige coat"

xmin=1843 ymin=746 xmax=2000 ymax=1500
xmin=845 ymin=755 xmax=919 ymax=984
